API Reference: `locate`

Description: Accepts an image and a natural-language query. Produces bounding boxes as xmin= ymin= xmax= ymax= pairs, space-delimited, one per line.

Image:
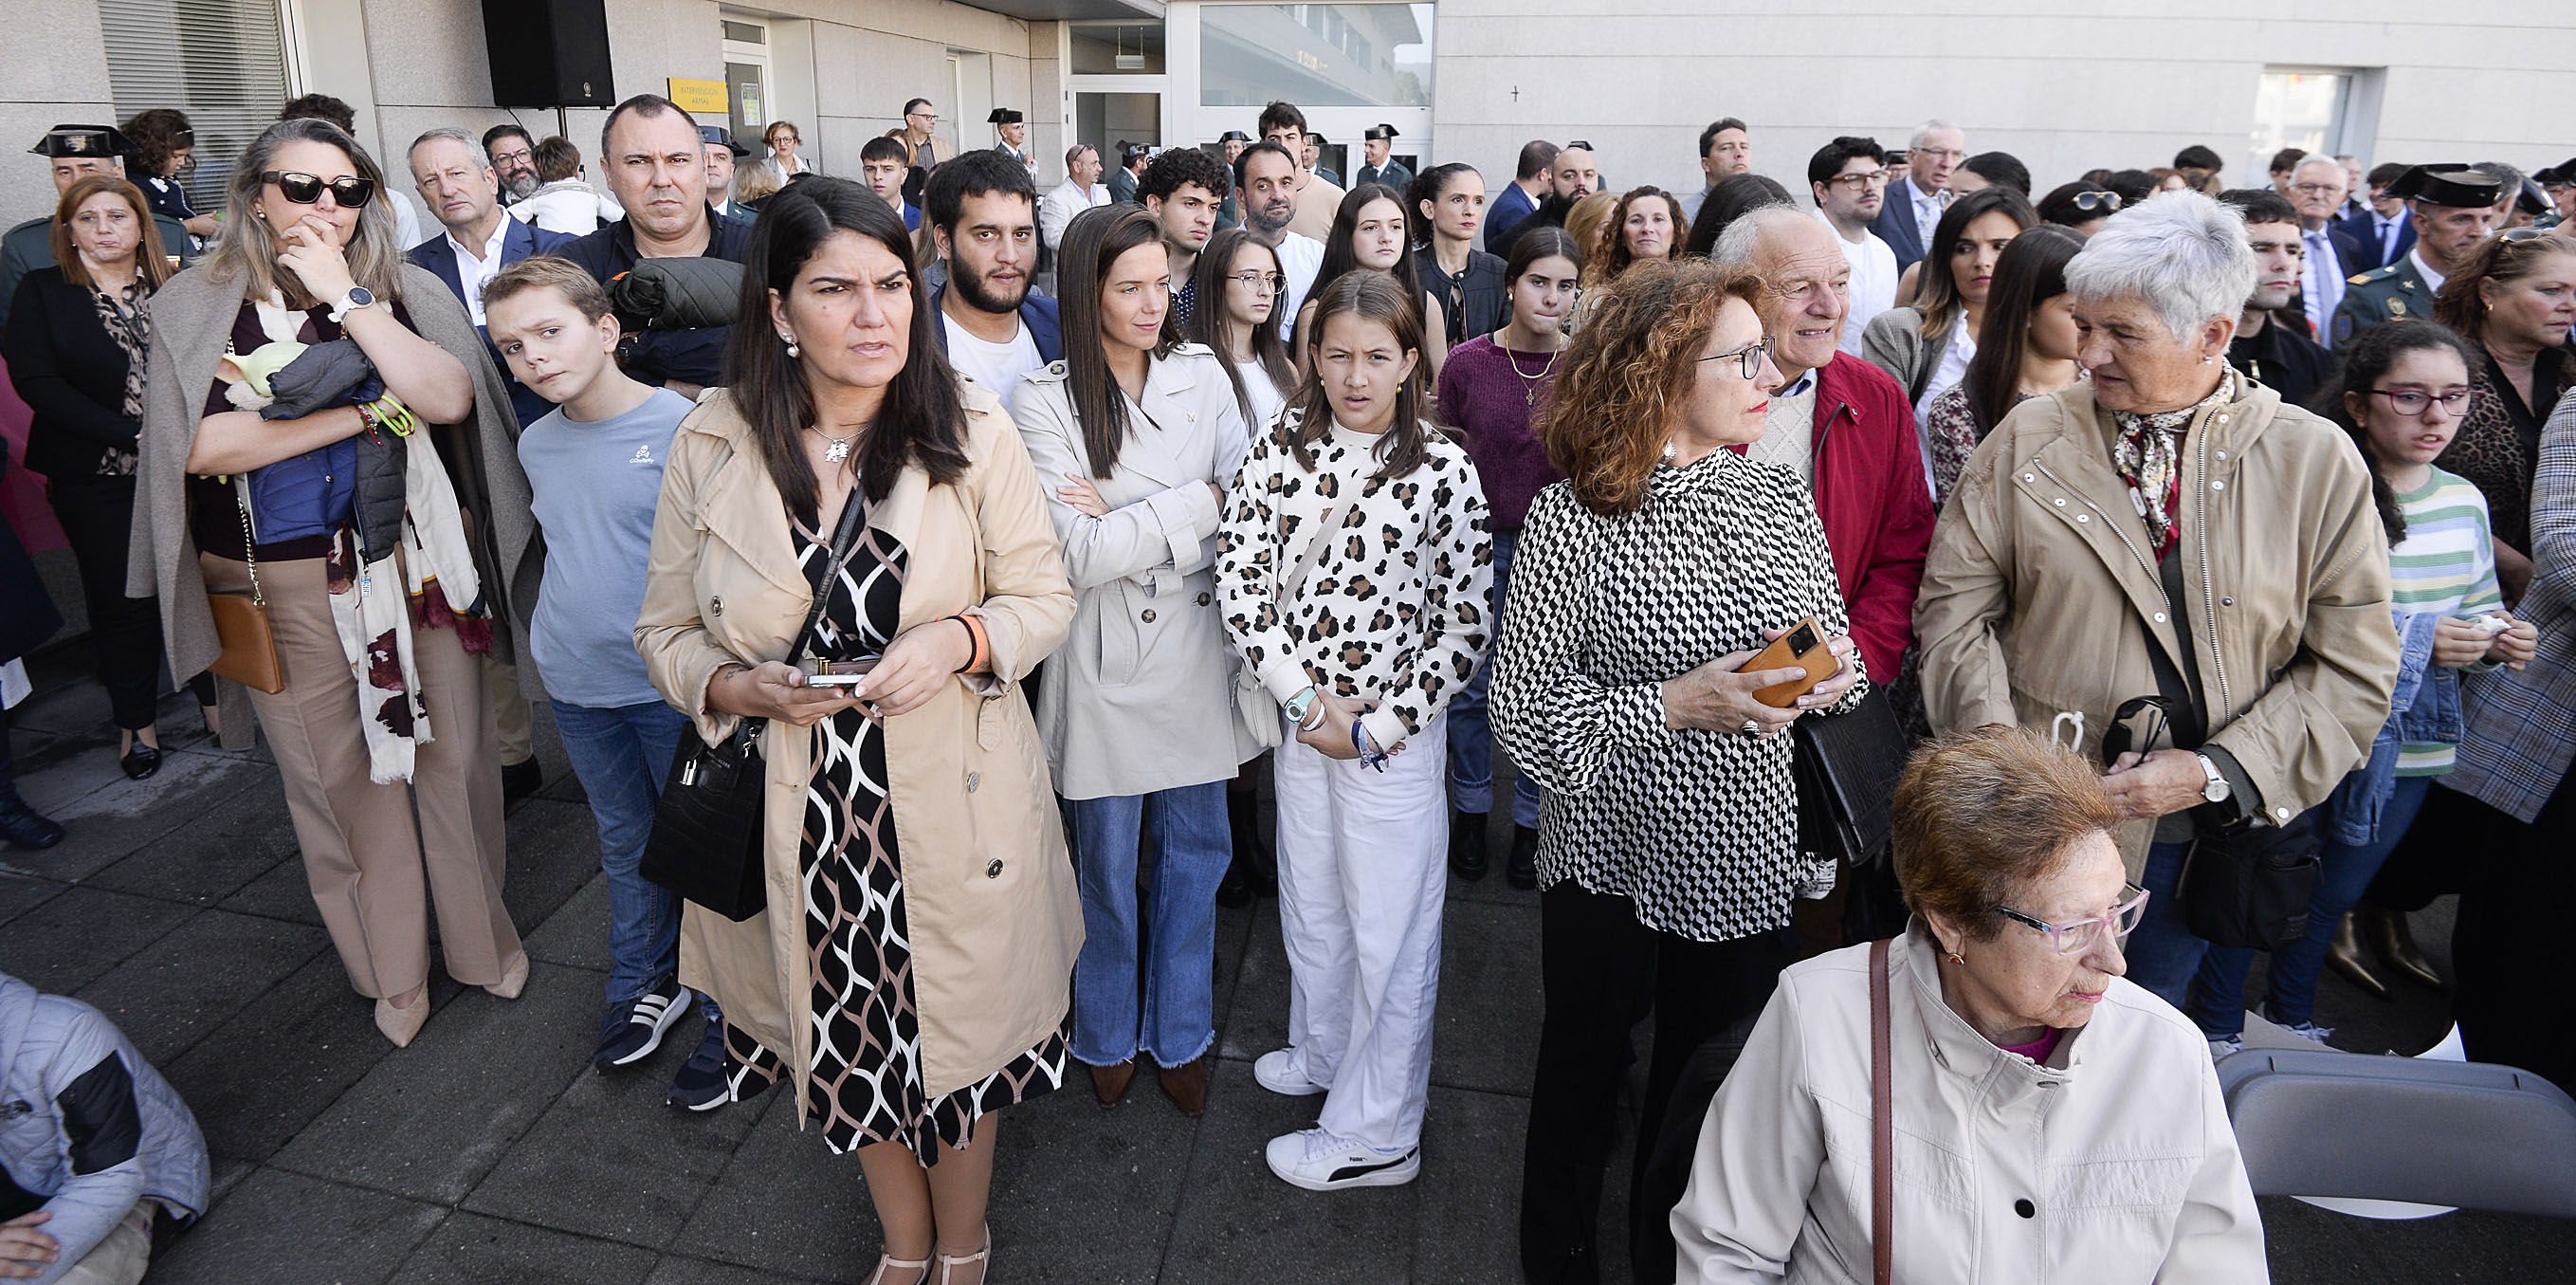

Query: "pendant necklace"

xmin=1503 ymin=341 xmax=1560 ymax=408
xmin=815 ymin=428 xmax=861 ymax=462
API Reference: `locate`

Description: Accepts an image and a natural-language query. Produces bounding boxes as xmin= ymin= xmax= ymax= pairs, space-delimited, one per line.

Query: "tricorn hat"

xmin=2388 ymin=163 xmax=2503 ymax=210
xmin=1364 ymin=123 xmax=1399 ymax=141
xmin=1219 ymin=129 xmax=1251 ymax=144
xmin=30 ymin=124 xmax=137 ymax=159
xmin=988 ymin=108 xmax=1023 ymax=125
xmin=696 ymin=125 xmax=750 ymax=157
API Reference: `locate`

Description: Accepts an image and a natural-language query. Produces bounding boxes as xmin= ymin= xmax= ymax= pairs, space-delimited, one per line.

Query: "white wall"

xmin=1430 ymin=1 xmax=2576 ymax=204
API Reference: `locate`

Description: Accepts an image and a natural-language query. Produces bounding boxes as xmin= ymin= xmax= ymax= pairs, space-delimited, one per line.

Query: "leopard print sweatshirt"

xmin=1216 ymin=412 xmax=1492 ymax=753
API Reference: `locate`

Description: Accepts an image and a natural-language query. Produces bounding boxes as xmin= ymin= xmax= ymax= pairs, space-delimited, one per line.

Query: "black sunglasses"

xmin=2072 ymin=191 xmax=2123 ymax=213
xmin=2100 ymin=694 xmax=2175 ymax=767
xmin=262 ymin=170 xmax=375 ymax=209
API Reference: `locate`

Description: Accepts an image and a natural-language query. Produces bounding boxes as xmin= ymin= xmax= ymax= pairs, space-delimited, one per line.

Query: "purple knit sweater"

xmin=1437 ymin=334 xmax=1563 ymax=531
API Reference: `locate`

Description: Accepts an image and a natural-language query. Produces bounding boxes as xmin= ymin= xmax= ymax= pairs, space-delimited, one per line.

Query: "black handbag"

xmin=639 ymin=493 xmax=868 ymax=921
xmin=1792 ymin=685 xmax=1908 ymax=872
xmin=2180 ymin=813 xmax=2322 ymax=949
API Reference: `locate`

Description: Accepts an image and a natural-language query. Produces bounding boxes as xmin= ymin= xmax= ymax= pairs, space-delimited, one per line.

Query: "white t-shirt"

xmin=1275 ymin=232 xmax=1325 ymax=342
xmin=942 ymin=312 xmax=1044 ymax=398
xmin=1818 ymin=209 xmax=1900 ymax=357
xmin=1234 ymin=356 xmax=1288 ymax=433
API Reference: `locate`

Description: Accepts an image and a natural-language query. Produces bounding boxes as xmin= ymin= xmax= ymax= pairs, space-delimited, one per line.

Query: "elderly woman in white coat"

xmin=1012 ymin=204 xmax=1260 ymax=1118
xmin=1673 ymin=727 xmax=2267 ymax=1283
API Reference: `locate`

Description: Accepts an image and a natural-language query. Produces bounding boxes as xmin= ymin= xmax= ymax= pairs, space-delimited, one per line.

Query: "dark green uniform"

xmin=1355 ymin=161 xmax=1414 ymax=193
xmin=0 ymin=210 xmax=194 ymax=331
xmin=2329 ymin=253 xmax=2433 ymax=349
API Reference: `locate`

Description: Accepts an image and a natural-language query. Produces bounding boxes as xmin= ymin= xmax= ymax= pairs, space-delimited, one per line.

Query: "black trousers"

xmin=1519 ymin=882 xmax=1794 ymax=1284
xmin=2453 ymin=761 xmax=2576 ymax=1092
xmin=46 ymin=474 xmax=210 ymax=730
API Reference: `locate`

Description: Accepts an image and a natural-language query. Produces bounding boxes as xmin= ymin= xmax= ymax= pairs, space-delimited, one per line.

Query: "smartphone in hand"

xmin=1738 ymin=616 xmax=1836 ymax=708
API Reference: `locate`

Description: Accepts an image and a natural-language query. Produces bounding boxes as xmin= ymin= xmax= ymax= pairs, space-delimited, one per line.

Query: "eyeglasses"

xmin=2500 ymin=226 xmax=2559 ymax=243
xmin=908 ymin=111 xmax=940 ymax=122
xmin=2291 ymin=182 xmax=2346 ymax=197
xmin=1997 ymin=884 xmax=2150 ymax=957
xmin=1912 ymin=147 xmax=1965 ymax=162
xmin=2070 ymin=191 xmax=2123 ymax=212
xmin=1697 ymin=339 xmax=1771 ymax=381
xmin=1826 ymin=170 xmax=1889 ymax=191
xmin=262 ymin=170 xmax=375 ymax=209
xmin=1229 ymin=271 xmax=1288 ymax=294
xmin=2369 ymin=387 xmax=2473 ymax=416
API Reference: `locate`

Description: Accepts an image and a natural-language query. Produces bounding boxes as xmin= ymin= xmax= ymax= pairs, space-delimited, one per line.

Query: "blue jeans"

xmin=550 ymin=699 xmax=715 ymax=1019
xmin=2189 ymin=776 xmax=2433 ymax=1035
xmin=1067 ymin=781 xmax=1231 ymax=1068
xmin=1448 ymin=525 xmax=1542 ymax=828
xmin=2126 ymin=840 xmax=2207 ymax=1008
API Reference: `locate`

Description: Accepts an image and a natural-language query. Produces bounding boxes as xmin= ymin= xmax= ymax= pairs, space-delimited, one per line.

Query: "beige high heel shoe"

xmin=935 ymin=1233 xmax=991 ymax=1285
xmin=375 ymin=993 xmax=429 ymax=1048
xmin=485 ymin=953 xmax=530 ymax=1000
xmin=863 ymin=1251 xmax=931 ymax=1285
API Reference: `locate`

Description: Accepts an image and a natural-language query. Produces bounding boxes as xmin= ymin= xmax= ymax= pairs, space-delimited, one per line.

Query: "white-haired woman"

xmin=1914 ymin=190 xmax=2401 ymax=1009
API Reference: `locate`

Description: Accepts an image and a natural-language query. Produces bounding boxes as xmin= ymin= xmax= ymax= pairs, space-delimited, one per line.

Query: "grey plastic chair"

xmin=2217 ymin=1048 xmax=2576 ymax=1218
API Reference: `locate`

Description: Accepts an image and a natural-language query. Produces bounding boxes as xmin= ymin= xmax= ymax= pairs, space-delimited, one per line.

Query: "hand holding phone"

xmin=1737 ymin=616 xmax=1837 ymax=708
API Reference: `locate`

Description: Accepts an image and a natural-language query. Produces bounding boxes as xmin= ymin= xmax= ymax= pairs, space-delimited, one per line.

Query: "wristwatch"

xmin=1283 ymin=685 xmax=1320 ymax=726
xmin=2196 ymin=753 xmax=2232 ymax=805
xmin=326 ymin=285 xmax=375 ymax=323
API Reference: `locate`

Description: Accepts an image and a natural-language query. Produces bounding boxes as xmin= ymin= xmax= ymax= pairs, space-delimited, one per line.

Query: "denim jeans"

xmin=1067 ymin=780 xmax=1230 ymax=1068
xmin=550 ymin=699 xmax=716 ymax=1019
xmin=2125 ymin=840 xmax=2207 ymax=1008
xmin=2189 ymin=776 xmax=2433 ymax=1035
xmin=1447 ymin=525 xmax=1542 ymax=828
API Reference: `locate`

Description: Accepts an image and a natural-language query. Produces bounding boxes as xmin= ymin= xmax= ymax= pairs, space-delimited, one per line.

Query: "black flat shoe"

xmin=0 ymin=797 xmax=64 ymax=850
xmin=1449 ymin=811 xmax=1489 ymax=880
xmin=120 ymin=743 xmax=162 ymax=780
xmin=1505 ymin=824 xmax=1540 ymax=890
xmin=501 ymin=758 xmax=542 ymax=802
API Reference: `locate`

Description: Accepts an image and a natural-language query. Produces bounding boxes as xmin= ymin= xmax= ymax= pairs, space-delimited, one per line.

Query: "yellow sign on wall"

xmin=667 ymin=79 xmax=727 ymax=116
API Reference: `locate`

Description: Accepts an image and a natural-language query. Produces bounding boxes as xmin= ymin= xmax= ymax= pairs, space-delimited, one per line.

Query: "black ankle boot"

xmin=1506 ymin=824 xmax=1540 ymax=890
xmin=1448 ymin=810 xmax=1489 ymax=880
xmin=1219 ymin=783 xmax=1267 ymax=908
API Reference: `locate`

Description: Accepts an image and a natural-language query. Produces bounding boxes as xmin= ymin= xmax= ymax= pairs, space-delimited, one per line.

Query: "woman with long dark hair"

xmin=1292 ymin=182 xmax=1450 ymax=377
xmin=1919 ymin=223 xmax=2083 ymax=504
xmin=1010 ymin=203 xmax=1260 ymax=1117
xmin=1185 ymin=225 xmax=1296 ymax=433
xmin=1861 ymin=185 xmax=2037 ymax=422
xmin=1584 ymin=185 xmax=1683 ymax=290
xmin=635 ymin=176 xmax=1078 ymax=1284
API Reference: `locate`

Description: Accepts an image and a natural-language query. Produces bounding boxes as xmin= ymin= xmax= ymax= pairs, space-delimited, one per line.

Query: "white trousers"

xmin=1270 ymin=711 xmax=1450 ymax=1152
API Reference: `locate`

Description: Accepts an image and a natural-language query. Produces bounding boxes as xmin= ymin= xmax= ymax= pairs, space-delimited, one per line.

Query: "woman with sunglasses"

xmin=1489 ymin=258 xmax=1863 ymax=1279
xmin=130 ymin=117 xmax=531 ymax=1050
xmin=2038 ymin=179 xmax=2125 ymax=236
xmin=1671 ymin=726 xmax=2264 ymax=1282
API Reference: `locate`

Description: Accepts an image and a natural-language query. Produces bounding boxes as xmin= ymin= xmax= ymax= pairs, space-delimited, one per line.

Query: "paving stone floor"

xmin=1 ymin=649 xmax=2569 ymax=1283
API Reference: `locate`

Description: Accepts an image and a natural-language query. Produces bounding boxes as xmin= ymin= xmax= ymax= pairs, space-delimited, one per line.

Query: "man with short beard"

xmin=1258 ymin=101 xmax=1341 ymax=243
xmin=485 ymin=124 xmax=540 ymax=202
xmin=1234 ymin=139 xmax=1325 ymax=340
xmin=926 ymin=150 xmax=1061 ymax=395
xmin=2334 ymin=163 xmax=2501 ymax=347
xmin=2219 ymin=189 xmax=2333 ymax=408
xmin=559 ymin=95 xmax=752 ymax=397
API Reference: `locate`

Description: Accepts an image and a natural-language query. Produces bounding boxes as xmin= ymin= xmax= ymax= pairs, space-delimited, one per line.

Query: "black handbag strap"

xmin=729 ymin=486 xmax=870 ymax=744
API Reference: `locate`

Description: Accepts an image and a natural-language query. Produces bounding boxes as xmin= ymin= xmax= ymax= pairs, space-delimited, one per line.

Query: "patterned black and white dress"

xmin=725 ymin=502 xmax=1067 ymax=1164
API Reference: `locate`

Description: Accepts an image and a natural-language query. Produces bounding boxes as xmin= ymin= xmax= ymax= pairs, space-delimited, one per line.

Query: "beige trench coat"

xmin=633 ymin=386 xmax=1080 ymax=1105
xmin=1914 ymin=378 xmax=2399 ymax=872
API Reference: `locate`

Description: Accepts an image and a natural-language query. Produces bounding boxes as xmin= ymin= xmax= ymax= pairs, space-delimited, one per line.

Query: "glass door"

xmin=721 ymin=18 xmax=769 ymax=144
xmin=1072 ymin=85 xmax=1166 ymax=160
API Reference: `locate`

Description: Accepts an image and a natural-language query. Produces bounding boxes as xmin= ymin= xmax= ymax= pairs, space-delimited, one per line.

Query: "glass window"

xmin=1071 ymin=21 xmax=1165 ymax=75
xmin=101 ymin=0 xmax=291 ymax=211
xmin=1200 ymin=3 xmax=1433 ymax=108
xmin=2250 ymin=68 xmax=2353 ymax=180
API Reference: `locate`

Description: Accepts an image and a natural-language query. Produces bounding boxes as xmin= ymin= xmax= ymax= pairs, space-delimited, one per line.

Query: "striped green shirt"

xmin=2389 ymin=468 xmax=2502 ymax=775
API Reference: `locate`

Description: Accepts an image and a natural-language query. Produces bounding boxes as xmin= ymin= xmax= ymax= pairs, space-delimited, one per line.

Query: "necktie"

xmin=2381 ymin=217 xmax=2399 ymax=265
xmin=2305 ymin=230 xmax=2339 ymax=334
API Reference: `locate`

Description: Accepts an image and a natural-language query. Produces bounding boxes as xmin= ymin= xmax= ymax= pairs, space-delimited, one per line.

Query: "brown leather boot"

xmin=2324 ymin=916 xmax=2389 ymax=1000
xmin=1157 ymin=1056 xmax=1209 ymax=1117
xmin=2358 ymin=905 xmax=2443 ymax=988
xmin=1089 ymin=1058 xmax=1136 ymax=1109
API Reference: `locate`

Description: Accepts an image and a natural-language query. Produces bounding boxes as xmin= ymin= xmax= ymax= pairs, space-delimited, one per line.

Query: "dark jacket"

xmin=2 ymin=267 xmax=141 ymax=479
xmin=1869 ymin=176 xmax=1938 ymax=272
xmin=408 ymin=214 xmax=577 ymax=430
xmin=928 ymin=285 xmax=1064 ymax=365
xmin=2335 ymin=206 xmax=2415 ymax=273
xmin=557 ymin=208 xmax=753 ymax=387
xmin=1485 ymin=181 xmax=1539 ymax=255
xmin=0 ymin=441 xmax=62 ymax=663
xmin=2228 ymin=312 xmax=2336 ymax=413
xmin=1414 ymin=246 xmax=1507 ymax=346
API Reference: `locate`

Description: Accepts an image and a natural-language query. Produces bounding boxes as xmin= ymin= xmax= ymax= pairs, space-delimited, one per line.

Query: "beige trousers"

xmin=484 ymin=653 xmax=533 ymax=764
xmin=54 ymin=1202 xmax=150 ymax=1285
xmin=204 ymin=553 xmax=521 ymax=997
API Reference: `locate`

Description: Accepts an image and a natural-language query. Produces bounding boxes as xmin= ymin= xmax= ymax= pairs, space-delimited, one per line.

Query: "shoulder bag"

xmin=1233 ymin=501 xmax=1346 ymax=750
xmin=1870 ymin=936 xmax=1894 ymax=1285
xmin=205 ymin=477 xmax=285 ymax=694
xmin=639 ymin=489 xmax=869 ymax=921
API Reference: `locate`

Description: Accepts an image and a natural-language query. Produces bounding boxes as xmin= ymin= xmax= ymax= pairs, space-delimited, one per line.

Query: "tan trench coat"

xmin=1914 ymin=378 xmax=2399 ymax=872
xmin=633 ymin=386 xmax=1080 ymax=1105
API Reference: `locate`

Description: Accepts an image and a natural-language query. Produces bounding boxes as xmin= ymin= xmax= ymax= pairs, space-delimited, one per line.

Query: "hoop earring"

xmin=780 ymin=334 xmax=799 ymax=358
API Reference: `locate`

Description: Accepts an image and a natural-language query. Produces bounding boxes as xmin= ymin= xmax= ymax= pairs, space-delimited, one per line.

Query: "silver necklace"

xmin=813 ymin=428 xmax=861 ymax=463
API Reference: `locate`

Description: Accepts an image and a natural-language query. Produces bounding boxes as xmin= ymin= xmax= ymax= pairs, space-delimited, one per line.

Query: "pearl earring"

xmin=1660 ymin=440 xmax=1677 ymax=464
xmin=780 ymin=333 xmax=799 ymax=358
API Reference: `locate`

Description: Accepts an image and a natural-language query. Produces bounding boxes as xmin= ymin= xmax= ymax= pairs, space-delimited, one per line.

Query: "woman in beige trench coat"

xmin=633 ymin=179 xmax=1077 ymax=1285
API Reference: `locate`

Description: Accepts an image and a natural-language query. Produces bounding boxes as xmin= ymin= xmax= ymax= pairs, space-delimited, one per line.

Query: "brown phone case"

xmin=1741 ymin=615 xmax=1836 ymax=708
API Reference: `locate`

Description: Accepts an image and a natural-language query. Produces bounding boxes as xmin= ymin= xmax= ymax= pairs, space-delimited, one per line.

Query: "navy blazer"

xmin=928 ymin=285 xmax=1064 ymax=366
xmin=2334 ymin=208 xmax=2416 ymax=274
xmin=409 ymin=214 xmax=577 ymax=429
xmin=1869 ymin=177 xmax=1937 ymax=272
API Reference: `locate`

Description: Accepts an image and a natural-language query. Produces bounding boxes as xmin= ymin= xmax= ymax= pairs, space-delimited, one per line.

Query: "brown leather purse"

xmin=206 ymin=479 xmax=283 ymax=694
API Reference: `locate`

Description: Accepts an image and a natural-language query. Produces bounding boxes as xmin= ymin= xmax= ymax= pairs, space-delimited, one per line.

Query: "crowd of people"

xmin=0 ymin=84 xmax=2569 ymax=1285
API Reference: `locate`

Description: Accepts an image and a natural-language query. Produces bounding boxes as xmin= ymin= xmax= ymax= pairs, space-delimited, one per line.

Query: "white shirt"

xmin=388 ymin=189 xmax=424 ymax=254
xmin=2411 ymin=247 xmax=2447 ymax=295
xmin=941 ymin=311 xmax=1044 ymax=398
xmin=1917 ymin=315 xmax=1977 ymax=426
xmin=1040 ymin=179 xmax=1110 ymax=252
xmin=1233 ymin=356 xmax=1288 ymax=433
xmin=442 ymin=213 xmax=514 ymax=326
xmin=1817 ymin=209 xmax=1899 ymax=357
xmin=1275 ymin=231 xmax=1326 ymax=342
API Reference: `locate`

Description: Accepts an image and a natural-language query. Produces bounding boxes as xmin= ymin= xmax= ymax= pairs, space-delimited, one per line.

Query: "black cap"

xmin=2514 ymin=177 xmax=2549 ymax=217
xmin=697 ymin=125 xmax=749 ymax=157
xmin=2536 ymin=158 xmax=2573 ymax=185
xmin=1364 ymin=123 xmax=1398 ymax=141
xmin=30 ymin=124 xmax=137 ymax=159
xmin=1219 ymin=130 xmax=1251 ymax=144
xmin=988 ymin=108 xmax=1023 ymax=125
xmin=2389 ymin=163 xmax=2502 ymax=210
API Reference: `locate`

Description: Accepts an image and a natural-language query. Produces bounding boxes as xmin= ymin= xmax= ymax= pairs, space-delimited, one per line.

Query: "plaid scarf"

xmin=2110 ymin=371 xmax=2235 ymax=560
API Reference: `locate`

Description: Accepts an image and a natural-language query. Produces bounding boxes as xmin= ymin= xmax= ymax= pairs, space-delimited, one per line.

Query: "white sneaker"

xmin=1265 ymin=1127 xmax=1420 ymax=1191
xmin=2207 ymin=1035 xmax=2244 ymax=1061
xmin=1253 ymin=1048 xmax=1325 ymax=1096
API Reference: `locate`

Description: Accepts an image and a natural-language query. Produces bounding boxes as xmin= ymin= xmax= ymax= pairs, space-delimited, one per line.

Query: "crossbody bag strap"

xmin=1870 ymin=936 xmax=1893 ymax=1285
xmin=231 ymin=475 xmax=265 ymax=607
xmin=1280 ymin=502 xmax=1344 ymax=605
xmin=789 ymin=487 xmax=874 ymax=668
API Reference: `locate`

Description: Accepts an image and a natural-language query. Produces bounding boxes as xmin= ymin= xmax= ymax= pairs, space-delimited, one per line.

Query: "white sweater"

xmin=1216 ymin=410 xmax=1491 ymax=752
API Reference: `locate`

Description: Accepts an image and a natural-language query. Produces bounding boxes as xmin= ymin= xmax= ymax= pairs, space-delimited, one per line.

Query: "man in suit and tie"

xmin=2337 ymin=161 xmax=2417 ymax=273
xmin=406 ymin=127 xmax=576 ymax=430
xmin=2334 ymin=164 xmax=2502 ymax=348
xmin=1868 ymin=119 xmax=1964 ymax=273
xmin=2286 ymin=156 xmax=2369 ymax=346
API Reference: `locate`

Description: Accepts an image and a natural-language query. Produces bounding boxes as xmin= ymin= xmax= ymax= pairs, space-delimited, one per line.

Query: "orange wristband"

xmin=950 ymin=613 xmax=992 ymax=674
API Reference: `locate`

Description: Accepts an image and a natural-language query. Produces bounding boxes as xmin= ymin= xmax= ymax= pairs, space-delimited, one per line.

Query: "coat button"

xmin=1197 ymin=591 xmax=1213 ymax=606
xmin=2211 ymin=479 xmax=2225 ymax=491
xmin=966 ymin=771 xmax=980 ymax=793
xmin=2052 ymin=498 xmax=2066 ymax=506
xmin=2152 ymin=612 xmax=2167 ymax=623
xmin=986 ymin=858 xmax=1005 ymax=878
xmin=1142 ymin=609 xmax=1157 ymax=623
xmin=2075 ymin=514 xmax=2090 ymax=523
xmin=2015 ymin=1199 xmax=2036 ymax=1219
xmin=2220 ymin=596 xmax=2236 ymax=607
xmin=2215 ymin=450 xmax=2228 ymax=461
xmin=710 ymin=596 xmax=723 ymax=615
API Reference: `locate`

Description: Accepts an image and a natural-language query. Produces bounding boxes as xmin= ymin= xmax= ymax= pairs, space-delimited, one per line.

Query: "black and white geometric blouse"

xmin=1490 ymin=447 xmax=1867 ymax=943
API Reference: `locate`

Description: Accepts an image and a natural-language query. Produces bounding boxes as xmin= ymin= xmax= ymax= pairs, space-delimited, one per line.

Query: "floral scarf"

xmin=90 ymin=280 xmax=149 ymax=476
xmin=2110 ymin=370 xmax=2235 ymax=560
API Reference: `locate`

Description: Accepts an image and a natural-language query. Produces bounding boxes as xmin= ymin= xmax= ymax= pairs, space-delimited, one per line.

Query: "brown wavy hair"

xmin=1584 ymin=185 xmax=1683 ymax=288
xmin=1536 ymin=257 xmax=1764 ymax=516
xmin=2434 ymin=231 xmax=2576 ymax=402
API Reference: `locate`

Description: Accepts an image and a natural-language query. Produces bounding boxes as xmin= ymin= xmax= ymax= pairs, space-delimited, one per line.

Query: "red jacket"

xmin=1801 ymin=353 xmax=1934 ymax=684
